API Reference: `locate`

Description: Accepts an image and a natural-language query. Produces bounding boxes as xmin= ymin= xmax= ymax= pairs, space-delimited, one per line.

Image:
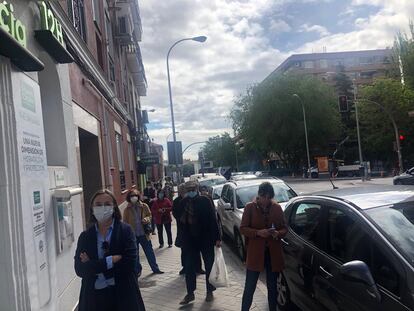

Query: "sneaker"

xmin=153 ymin=270 xmax=164 ymax=274
xmin=180 ymin=293 xmax=195 ymax=305
xmin=179 ymin=268 xmax=185 ymax=275
xmin=205 ymin=291 xmax=214 ymax=302
xmin=197 ymin=269 xmax=206 ymax=275
xmin=159 ymin=244 xmax=164 ymax=248
xmin=168 ymin=244 xmax=173 ymax=248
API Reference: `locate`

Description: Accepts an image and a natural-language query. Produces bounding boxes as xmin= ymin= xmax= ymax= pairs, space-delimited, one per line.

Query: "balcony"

xmin=125 ymin=43 xmax=147 ymax=96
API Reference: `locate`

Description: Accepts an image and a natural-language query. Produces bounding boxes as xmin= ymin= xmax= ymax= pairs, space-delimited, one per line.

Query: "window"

xmin=68 ymin=0 xmax=87 ymax=41
xmin=290 ymin=203 xmax=322 ymax=247
xmin=92 ymin=0 xmax=101 ymax=28
xmin=115 ymin=133 xmax=126 ymax=190
xmin=108 ymin=56 xmax=115 ymax=82
xmin=105 ymin=12 xmax=114 ymax=57
xmin=221 ymin=185 xmax=230 ymax=203
xmin=325 ymin=207 xmax=400 ymax=296
xmin=96 ymin=34 xmax=104 ymax=69
xmin=128 ymin=141 xmax=135 ymax=185
xmin=304 ymin=61 xmax=314 ymax=69
xmin=320 ymin=59 xmax=328 ymax=68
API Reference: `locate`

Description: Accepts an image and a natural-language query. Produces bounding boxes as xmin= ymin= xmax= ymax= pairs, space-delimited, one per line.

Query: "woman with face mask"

xmin=123 ymin=189 xmax=164 ymax=276
xmin=151 ymin=189 xmax=173 ymax=248
xmin=74 ymin=189 xmax=146 ymax=311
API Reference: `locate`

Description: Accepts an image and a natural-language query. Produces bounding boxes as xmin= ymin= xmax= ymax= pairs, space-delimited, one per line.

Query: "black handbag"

xmin=140 ymin=206 xmax=153 ymax=234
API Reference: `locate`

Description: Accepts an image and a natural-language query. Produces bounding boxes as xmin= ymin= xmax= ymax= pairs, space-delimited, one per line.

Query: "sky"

xmin=138 ymin=0 xmax=414 ymax=161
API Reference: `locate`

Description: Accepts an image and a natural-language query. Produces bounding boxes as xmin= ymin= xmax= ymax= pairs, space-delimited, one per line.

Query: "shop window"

xmin=115 ymin=133 xmax=126 ymax=190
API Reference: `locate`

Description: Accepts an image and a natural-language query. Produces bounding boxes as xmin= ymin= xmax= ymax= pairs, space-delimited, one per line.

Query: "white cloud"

xmin=269 ymin=19 xmax=292 ymax=33
xmin=299 ymin=24 xmax=331 ymax=37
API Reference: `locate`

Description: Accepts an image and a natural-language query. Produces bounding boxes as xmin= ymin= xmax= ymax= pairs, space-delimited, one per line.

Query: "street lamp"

xmin=352 ymin=80 xmax=365 ymax=180
xmin=166 ymin=36 xmax=207 ymax=179
xmin=292 ymin=94 xmax=311 ymax=175
xmin=166 ymin=131 xmax=179 ymax=142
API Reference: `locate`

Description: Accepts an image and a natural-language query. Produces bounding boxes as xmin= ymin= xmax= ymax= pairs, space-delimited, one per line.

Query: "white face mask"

xmin=93 ymin=205 xmax=114 ymax=223
xmin=130 ymin=196 xmax=139 ymax=204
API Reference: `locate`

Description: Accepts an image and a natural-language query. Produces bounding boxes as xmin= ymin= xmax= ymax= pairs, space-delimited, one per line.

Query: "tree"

xmin=201 ymin=133 xmax=239 ymax=168
xmin=230 ymin=75 xmax=341 ymax=169
xmin=392 ymin=22 xmax=414 ymax=89
xmin=359 ymin=78 xmax=414 ymax=168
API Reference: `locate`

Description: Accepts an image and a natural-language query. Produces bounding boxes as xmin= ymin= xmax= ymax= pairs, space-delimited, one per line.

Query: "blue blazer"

xmin=74 ymin=219 xmax=145 ymax=311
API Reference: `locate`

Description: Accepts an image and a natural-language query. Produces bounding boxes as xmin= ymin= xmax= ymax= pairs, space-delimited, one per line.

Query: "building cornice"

xmin=49 ymin=2 xmax=132 ymax=123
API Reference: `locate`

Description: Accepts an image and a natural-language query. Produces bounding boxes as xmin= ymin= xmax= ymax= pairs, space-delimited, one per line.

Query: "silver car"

xmin=217 ymin=178 xmax=297 ymax=260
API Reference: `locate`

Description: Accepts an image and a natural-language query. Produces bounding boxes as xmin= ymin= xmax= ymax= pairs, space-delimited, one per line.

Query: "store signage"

xmin=38 ymin=1 xmax=64 ymax=47
xmin=0 ymin=2 xmax=26 ymax=47
xmin=35 ymin=1 xmax=73 ymax=63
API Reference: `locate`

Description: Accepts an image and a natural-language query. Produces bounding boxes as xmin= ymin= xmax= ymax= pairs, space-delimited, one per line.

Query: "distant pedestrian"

xmin=178 ymin=181 xmax=221 ymax=305
xmin=74 ymin=189 xmax=146 ymax=311
xmin=143 ymin=181 xmax=157 ymax=235
xmin=151 ymin=190 xmax=173 ymax=248
xmin=240 ymin=182 xmax=287 ymax=311
xmin=123 ymin=189 xmax=164 ymax=276
xmin=173 ymin=184 xmax=203 ymax=275
xmin=163 ymin=176 xmax=174 ymax=201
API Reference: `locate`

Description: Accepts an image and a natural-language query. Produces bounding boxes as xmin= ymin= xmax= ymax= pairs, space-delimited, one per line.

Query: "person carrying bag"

xmin=209 ymin=246 xmax=229 ymax=288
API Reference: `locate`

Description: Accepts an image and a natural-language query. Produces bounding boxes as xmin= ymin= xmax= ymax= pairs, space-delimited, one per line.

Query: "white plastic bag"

xmin=208 ymin=246 xmax=229 ymax=288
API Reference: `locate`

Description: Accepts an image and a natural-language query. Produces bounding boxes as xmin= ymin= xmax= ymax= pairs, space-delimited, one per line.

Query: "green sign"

xmin=0 ymin=2 xmax=27 ymax=47
xmin=38 ymin=1 xmax=64 ymax=47
xmin=33 ymin=191 xmax=41 ymax=204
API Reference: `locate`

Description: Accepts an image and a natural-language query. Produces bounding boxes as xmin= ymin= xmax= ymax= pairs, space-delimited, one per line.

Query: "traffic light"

xmin=338 ymin=95 xmax=348 ymax=112
xmin=399 ymin=134 xmax=405 ymax=141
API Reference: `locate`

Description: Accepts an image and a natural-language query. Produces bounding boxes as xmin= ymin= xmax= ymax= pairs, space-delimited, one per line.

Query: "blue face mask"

xmin=187 ymin=191 xmax=197 ymax=198
xmin=158 ymin=193 xmax=164 ymax=199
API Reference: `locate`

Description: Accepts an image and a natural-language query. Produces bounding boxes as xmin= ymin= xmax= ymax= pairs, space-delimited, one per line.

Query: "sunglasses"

xmin=102 ymin=241 xmax=109 ymax=254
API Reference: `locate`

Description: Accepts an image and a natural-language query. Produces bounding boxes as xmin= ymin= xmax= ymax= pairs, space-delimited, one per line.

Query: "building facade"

xmin=0 ymin=0 xmax=147 ymax=310
xmin=266 ymin=49 xmax=393 ymax=86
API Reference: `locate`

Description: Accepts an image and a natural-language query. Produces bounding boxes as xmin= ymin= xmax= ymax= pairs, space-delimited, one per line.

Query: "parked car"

xmin=230 ymin=173 xmax=258 ymax=181
xmin=278 ymin=186 xmax=414 ymax=311
xmin=393 ymin=167 xmax=414 ymax=185
xmin=198 ymin=175 xmax=227 ymax=188
xmin=216 ymin=178 xmax=297 ymax=260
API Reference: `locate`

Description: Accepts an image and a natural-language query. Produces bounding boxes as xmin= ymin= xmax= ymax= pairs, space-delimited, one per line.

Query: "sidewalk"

xmin=138 ymin=223 xmax=269 ymax=311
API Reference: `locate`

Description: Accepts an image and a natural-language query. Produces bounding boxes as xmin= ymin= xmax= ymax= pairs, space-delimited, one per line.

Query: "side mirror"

xmin=340 ymin=261 xmax=381 ymax=303
xmin=224 ymin=203 xmax=233 ymax=211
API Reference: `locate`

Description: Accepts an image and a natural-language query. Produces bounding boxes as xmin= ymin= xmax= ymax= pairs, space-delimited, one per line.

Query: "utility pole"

xmin=353 ymin=80 xmax=365 ymax=181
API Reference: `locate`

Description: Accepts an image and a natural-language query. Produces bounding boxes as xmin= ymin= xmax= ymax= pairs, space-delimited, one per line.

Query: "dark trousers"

xmin=94 ymin=286 xmax=116 ymax=311
xmin=241 ymin=249 xmax=278 ymax=311
xmin=136 ymin=235 xmax=160 ymax=273
xmin=156 ymin=222 xmax=173 ymax=246
xmin=184 ymin=245 xmax=215 ymax=295
xmin=181 ymin=247 xmax=202 ymax=271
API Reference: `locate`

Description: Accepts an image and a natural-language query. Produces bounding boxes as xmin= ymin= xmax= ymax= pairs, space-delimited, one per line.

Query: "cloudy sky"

xmin=139 ymin=0 xmax=414 ymax=160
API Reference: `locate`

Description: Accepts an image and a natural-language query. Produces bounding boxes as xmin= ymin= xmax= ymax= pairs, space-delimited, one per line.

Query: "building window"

xmin=108 ymin=56 xmax=115 ymax=82
xmin=319 ymin=59 xmax=328 ymax=69
xmin=128 ymin=142 xmax=135 ymax=185
xmin=304 ymin=61 xmax=314 ymax=69
xmin=115 ymin=133 xmax=126 ymax=190
xmin=92 ymin=0 xmax=101 ymax=29
xmin=96 ymin=34 xmax=104 ymax=69
xmin=68 ymin=0 xmax=87 ymax=41
xmin=105 ymin=12 xmax=114 ymax=57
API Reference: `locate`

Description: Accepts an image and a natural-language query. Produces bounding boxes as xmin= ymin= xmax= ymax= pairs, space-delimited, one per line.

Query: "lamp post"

xmin=353 ymin=80 xmax=365 ymax=181
xmin=166 ymin=131 xmax=179 ymax=143
xmin=166 ymin=36 xmax=207 ymax=181
xmin=292 ymin=94 xmax=311 ymax=175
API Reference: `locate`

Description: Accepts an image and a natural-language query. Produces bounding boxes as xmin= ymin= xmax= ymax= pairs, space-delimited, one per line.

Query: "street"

xmin=139 ymin=177 xmax=398 ymax=311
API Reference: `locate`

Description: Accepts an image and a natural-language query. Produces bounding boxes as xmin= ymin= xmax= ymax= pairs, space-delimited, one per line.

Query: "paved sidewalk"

xmin=138 ymin=223 xmax=269 ymax=311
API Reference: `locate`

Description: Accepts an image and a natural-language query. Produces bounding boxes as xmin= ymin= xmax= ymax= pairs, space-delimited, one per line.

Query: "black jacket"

xmin=74 ymin=219 xmax=145 ymax=311
xmin=178 ymin=195 xmax=221 ymax=249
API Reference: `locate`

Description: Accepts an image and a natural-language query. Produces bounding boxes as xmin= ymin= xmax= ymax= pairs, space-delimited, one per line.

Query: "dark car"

xmin=278 ymin=186 xmax=414 ymax=311
xmin=394 ymin=167 xmax=414 ymax=185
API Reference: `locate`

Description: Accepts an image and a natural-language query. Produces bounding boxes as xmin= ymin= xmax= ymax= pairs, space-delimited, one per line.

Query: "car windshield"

xmin=199 ymin=177 xmax=226 ymax=188
xmin=366 ymin=203 xmax=414 ymax=267
xmin=236 ymin=182 xmax=296 ymax=208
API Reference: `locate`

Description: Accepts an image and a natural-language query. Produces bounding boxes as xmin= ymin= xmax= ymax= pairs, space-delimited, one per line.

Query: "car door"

xmin=283 ymin=200 xmax=326 ymax=311
xmin=313 ymin=203 xmax=409 ymax=311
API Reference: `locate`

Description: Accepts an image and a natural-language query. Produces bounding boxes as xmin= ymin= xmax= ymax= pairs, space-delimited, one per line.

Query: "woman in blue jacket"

xmin=74 ymin=189 xmax=146 ymax=311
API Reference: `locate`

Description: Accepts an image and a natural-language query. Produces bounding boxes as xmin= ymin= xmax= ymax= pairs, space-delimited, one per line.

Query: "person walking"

xmin=74 ymin=189 xmax=146 ymax=311
xmin=240 ymin=182 xmax=288 ymax=311
xmin=172 ymin=184 xmax=203 ymax=276
xmin=163 ymin=176 xmax=174 ymax=202
xmin=178 ymin=181 xmax=221 ymax=305
xmin=143 ymin=181 xmax=157 ymax=235
xmin=123 ymin=189 xmax=164 ymax=276
xmin=151 ymin=190 xmax=173 ymax=248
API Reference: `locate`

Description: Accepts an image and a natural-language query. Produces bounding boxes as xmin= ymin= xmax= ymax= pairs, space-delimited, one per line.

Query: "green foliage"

xmin=392 ymin=21 xmax=414 ymax=89
xmin=201 ymin=132 xmax=239 ymax=167
xmin=359 ymin=78 xmax=414 ymax=167
xmin=230 ymin=75 xmax=341 ymax=169
xmin=334 ymin=65 xmax=354 ymax=98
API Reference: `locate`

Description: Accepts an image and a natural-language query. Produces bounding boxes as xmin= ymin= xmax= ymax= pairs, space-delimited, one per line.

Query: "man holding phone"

xmin=240 ymin=182 xmax=288 ymax=311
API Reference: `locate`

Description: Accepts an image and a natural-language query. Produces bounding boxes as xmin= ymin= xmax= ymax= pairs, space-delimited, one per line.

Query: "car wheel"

xmin=394 ymin=180 xmax=402 ymax=185
xmin=234 ymin=230 xmax=246 ymax=261
xmin=277 ymin=273 xmax=292 ymax=310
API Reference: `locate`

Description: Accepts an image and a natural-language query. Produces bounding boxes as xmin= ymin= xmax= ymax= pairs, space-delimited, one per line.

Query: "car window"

xmin=236 ymin=182 xmax=296 ymax=207
xmin=325 ymin=207 xmax=400 ymax=296
xmin=229 ymin=189 xmax=235 ymax=207
xmin=290 ymin=203 xmax=323 ymax=248
xmin=221 ymin=185 xmax=230 ymax=203
xmin=212 ymin=186 xmax=223 ymax=200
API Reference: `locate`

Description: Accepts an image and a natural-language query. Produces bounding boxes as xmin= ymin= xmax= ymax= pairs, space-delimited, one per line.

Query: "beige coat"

xmin=123 ymin=201 xmax=152 ymax=239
